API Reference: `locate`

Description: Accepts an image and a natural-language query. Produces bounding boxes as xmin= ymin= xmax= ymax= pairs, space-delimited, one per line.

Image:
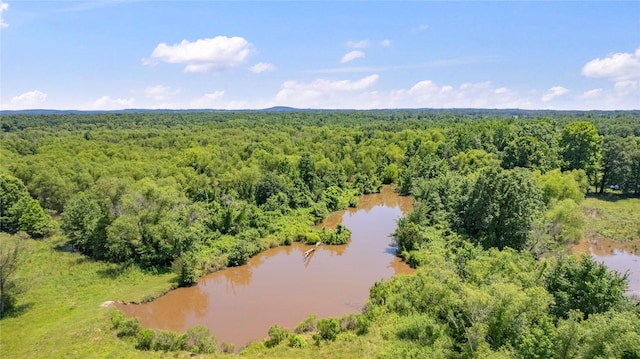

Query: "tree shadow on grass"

xmin=586 ymin=192 xmax=640 ymax=203
xmin=0 ymin=302 xmax=34 ymax=320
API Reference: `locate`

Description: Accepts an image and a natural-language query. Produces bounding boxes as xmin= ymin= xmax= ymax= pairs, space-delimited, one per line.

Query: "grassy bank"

xmin=582 ymin=195 xmax=640 ymax=242
xmin=0 ymin=234 xmax=184 ymax=359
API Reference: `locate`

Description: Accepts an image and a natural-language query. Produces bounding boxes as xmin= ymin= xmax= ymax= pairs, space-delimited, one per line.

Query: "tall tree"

xmin=560 ymin=122 xmax=602 ymax=189
xmin=461 ymin=167 xmax=544 ymax=250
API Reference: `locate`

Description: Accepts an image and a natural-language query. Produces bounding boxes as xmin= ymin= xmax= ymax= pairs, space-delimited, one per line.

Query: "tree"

xmin=0 ymin=174 xmax=53 ymax=238
xmin=544 ymin=254 xmax=629 ymax=320
xmin=599 ymin=136 xmax=630 ymax=193
xmin=502 ymin=136 xmax=558 ymax=172
xmin=0 ymin=235 xmax=25 ymax=317
xmin=461 ymin=167 xmax=544 ymax=250
xmin=560 ymin=122 xmax=602 ymax=188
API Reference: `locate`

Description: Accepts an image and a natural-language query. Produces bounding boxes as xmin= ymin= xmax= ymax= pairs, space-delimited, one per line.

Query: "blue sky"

xmin=1 ymin=1 xmax=639 ymax=110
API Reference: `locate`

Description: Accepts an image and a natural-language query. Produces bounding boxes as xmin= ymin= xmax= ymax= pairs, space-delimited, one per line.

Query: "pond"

xmin=116 ymin=186 xmax=414 ymax=348
xmin=571 ymin=238 xmax=640 ymax=299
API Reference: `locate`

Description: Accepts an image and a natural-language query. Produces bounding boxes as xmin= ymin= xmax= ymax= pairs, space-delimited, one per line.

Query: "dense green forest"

xmin=1 ymin=110 xmax=639 ymax=358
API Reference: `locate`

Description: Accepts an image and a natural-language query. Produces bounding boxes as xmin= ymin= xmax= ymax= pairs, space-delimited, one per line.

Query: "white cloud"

xmin=366 ymin=80 xmax=531 ymax=109
xmin=582 ymin=48 xmax=640 ymax=82
xmin=380 ymin=39 xmax=392 ymax=47
xmin=0 ymin=1 xmax=8 ymax=29
xmin=10 ymin=90 xmax=47 ymax=107
xmin=340 ymin=50 xmax=365 ymax=64
xmin=249 ymin=62 xmax=276 ymax=74
xmin=84 ymin=96 xmax=135 ymax=110
xmin=190 ymin=91 xmax=225 ymax=108
xmin=582 ymin=48 xmax=640 ymax=95
xmin=582 ymin=88 xmax=603 ymax=98
xmin=144 ymin=85 xmax=176 ymax=101
xmin=149 ymin=36 xmax=252 ymax=73
xmin=541 ymin=86 xmax=569 ymax=102
xmin=275 ymin=74 xmax=379 ymax=108
xmin=347 ymin=40 xmax=369 ymax=49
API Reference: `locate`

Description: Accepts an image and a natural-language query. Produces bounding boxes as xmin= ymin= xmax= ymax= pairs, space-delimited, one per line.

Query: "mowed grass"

xmin=0 ymin=234 xmax=186 ymax=359
xmin=582 ymin=195 xmax=640 ymax=242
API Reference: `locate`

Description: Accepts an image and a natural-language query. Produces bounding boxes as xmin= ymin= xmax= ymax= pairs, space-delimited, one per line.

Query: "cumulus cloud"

xmin=144 ymin=85 xmax=177 ymax=101
xmin=347 ymin=40 xmax=369 ymax=49
xmin=380 ymin=39 xmax=392 ymax=47
xmin=582 ymin=88 xmax=603 ymax=98
xmin=190 ymin=91 xmax=225 ymax=108
xmin=367 ymin=80 xmax=531 ymax=109
xmin=541 ymin=86 xmax=569 ymax=102
xmin=149 ymin=36 xmax=252 ymax=73
xmin=10 ymin=90 xmax=47 ymax=107
xmin=275 ymin=74 xmax=379 ymax=107
xmin=582 ymin=48 xmax=640 ymax=82
xmin=340 ymin=50 xmax=365 ymax=64
xmin=249 ymin=62 xmax=276 ymax=74
xmin=88 ymin=96 xmax=135 ymax=110
xmin=0 ymin=1 xmax=8 ymax=28
xmin=582 ymin=48 xmax=640 ymax=95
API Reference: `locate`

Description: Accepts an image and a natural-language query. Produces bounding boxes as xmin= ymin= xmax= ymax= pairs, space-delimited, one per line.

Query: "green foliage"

xmin=0 ymin=174 xmax=53 ymax=238
xmin=288 ymin=334 xmax=307 ymax=348
xmin=560 ymin=121 xmax=602 ymax=182
xmin=535 ymin=168 xmax=586 ymax=205
xmin=317 ymin=318 xmax=341 ymax=341
xmin=295 ymin=314 xmax=317 ymax=333
xmin=461 ymin=167 xmax=544 ymax=250
xmin=111 ymin=310 xmax=141 ymax=337
xmin=544 ymin=255 xmax=630 ymax=319
xmin=171 ymin=251 xmax=200 ymax=286
xmin=542 ymin=199 xmax=585 ymax=245
xmin=185 ymin=324 xmax=217 ymax=354
xmin=266 ymin=324 xmax=289 ymax=347
xmin=0 ymin=234 xmax=25 ymax=317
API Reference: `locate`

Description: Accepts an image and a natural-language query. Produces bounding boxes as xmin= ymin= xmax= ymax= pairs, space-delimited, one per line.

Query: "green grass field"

xmin=0 ymin=234 xmax=187 ymax=359
xmin=582 ymin=195 xmax=640 ymax=242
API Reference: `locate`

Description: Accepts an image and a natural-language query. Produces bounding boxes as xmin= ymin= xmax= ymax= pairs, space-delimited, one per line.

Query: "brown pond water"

xmin=116 ymin=186 xmax=414 ymax=348
xmin=571 ymin=238 xmax=640 ymax=299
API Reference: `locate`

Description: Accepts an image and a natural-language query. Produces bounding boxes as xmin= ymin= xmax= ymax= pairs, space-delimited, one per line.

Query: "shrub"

xmin=266 ymin=324 xmax=289 ymax=347
xmin=221 ymin=342 xmax=235 ymax=353
xmin=136 ymin=329 xmax=155 ymax=350
xmin=288 ymin=334 xmax=307 ymax=348
xmin=185 ymin=324 xmax=217 ymax=354
xmin=117 ymin=317 xmax=141 ymax=338
xmin=295 ymin=314 xmax=317 ymax=333
xmin=318 ymin=318 xmax=341 ymax=341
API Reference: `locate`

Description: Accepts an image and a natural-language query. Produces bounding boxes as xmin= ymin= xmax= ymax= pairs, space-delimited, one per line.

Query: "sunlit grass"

xmin=582 ymin=196 xmax=640 ymax=242
xmin=0 ymin=234 xmax=183 ymax=359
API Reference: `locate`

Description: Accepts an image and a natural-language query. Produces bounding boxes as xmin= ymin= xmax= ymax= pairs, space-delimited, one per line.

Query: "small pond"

xmin=116 ymin=186 xmax=414 ymax=348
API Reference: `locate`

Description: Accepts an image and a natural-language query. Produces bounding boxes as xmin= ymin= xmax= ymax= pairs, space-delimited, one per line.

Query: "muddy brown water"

xmin=116 ymin=186 xmax=414 ymax=348
xmin=571 ymin=238 xmax=640 ymax=299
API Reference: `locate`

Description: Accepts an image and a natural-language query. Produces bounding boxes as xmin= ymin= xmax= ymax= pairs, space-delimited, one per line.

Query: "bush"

xmin=288 ymin=334 xmax=307 ymax=348
xmin=266 ymin=324 xmax=289 ymax=347
xmin=221 ymin=342 xmax=235 ymax=353
xmin=295 ymin=314 xmax=317 ymax=333
xmin=136 ymin=329 xmax=155 ymax=350
xmin=318 ymin=318 xmax=341 ymax=341
xmin=185 ymin=324 xmax=217 ymax=354
xmin=341 ymin=313 xmax=370 ymax=335
xmin=116 ymin=317 xmax=141 ymax=338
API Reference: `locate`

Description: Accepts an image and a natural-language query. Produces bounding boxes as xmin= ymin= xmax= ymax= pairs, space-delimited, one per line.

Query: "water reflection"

xmin=116 ymin=186 xmax=414 ymax=349
xmin=572 ymin=238 xmax=640 ymax=299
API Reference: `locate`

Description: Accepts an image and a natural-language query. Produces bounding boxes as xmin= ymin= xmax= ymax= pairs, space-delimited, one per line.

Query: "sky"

xmin=0 ymin=1 xmax=639 ymax=111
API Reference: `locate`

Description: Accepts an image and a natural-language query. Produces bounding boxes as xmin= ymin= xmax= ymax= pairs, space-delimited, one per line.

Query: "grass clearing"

xmin=582 ymin=195 xmax=640 ymax=242
xmin=0 ymin=234 xmax=190 ymax=359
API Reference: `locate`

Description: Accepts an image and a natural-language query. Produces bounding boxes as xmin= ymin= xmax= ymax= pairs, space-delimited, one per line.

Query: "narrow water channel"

xmin=116 ymin=186 xmax=414 ymax=348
